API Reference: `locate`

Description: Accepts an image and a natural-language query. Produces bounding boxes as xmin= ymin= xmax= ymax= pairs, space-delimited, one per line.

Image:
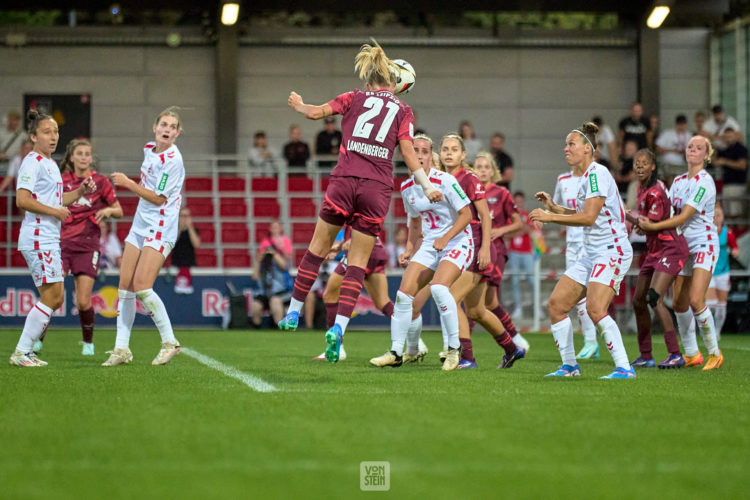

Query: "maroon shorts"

xmin=469 ymin=234 xmax=499 ymax=282
xmin=639 ymin=252 xmax=686 ymax=278
xmin=334 ymin=246 xmax=388 ymax=277
xmin=62 ymin=248 xmax=100 ymax=279
xmin=320 ymin=176 xmax=392 ymax=237
xmin=486 ymin=241 xmax=508 ymax=287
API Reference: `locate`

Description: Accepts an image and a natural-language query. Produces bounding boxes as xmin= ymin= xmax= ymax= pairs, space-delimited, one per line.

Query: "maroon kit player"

xmin=627 ymin=149 xmax=687 ymax=368
xmin=278 ymin=39 xmax=442 ymax=365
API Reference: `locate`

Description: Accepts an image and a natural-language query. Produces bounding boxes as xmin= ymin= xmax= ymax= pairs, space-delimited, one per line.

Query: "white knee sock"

xmin=596 ymin=315 xmax=630 ymax=370
xmin=694 ymin=306 xmax=719 ymax=355
xmin=115 ymin=290 xmax=136 ymax=349
xmin=714 ymin=302 xmax=727 ymax=339
xmin=551 ymin=317 xmax=576 ymax=366
xmin=390 ymin=290 xmax=413 ymax=356
xmin=675 ymin=309 xmax=699 ymax=357
xmin=287 ymin=297 xmax=305 ymax=315
xmin=334 ymin=314 xmax=350 ymax=333
xmin=405 ymin=314 xmax=422 ymax=355
xmin=431 ymin=284 xmax=459 ymax=349
xmin=136 ymin=288 xmax=177 ymax=345
xmin=16 ymin=302 xmax=52 ymax=352
xmin=577 ymin=298 xmax=597 ymax=344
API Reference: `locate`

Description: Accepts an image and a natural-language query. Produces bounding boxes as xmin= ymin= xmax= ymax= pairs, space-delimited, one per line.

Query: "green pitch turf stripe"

xmin=181 ymin=347 xmax=278 ymax=393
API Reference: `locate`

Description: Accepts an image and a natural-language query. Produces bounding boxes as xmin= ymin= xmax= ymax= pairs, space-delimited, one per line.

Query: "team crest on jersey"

xmin=73 ymin=196 xmax=93 ymax=208
xmin=488 ymin=197 xmax=497 ymax=204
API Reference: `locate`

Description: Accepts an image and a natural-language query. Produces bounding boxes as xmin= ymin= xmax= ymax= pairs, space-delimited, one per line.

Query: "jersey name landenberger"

xmin=346 ymin=140 xmax=390 ymax=159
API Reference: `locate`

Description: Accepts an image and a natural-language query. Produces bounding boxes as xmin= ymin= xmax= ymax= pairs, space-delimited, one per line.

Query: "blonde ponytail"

xmin=354 ymin=38 xmax=397 ymax=89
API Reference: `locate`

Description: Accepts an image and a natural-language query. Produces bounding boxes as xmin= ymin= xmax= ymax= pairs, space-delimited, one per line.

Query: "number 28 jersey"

xmin=401 ymin=168 xmax=470 ymax=243
xmin=328 ymin=89 xmax=414 ymax=188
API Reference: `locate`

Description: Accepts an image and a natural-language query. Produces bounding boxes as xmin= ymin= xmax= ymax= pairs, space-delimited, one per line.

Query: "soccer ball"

xmin=392 ymin=59 xmax=416 ymax=95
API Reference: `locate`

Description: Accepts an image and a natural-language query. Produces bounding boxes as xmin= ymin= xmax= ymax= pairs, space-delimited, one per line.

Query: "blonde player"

xmin=370 ymin=134 xmax=472 ymax=370
xmin=103 ymin=107 xmax=186 ymax=366
xmin=9 ymin=109 xmax=95 ymax=366
xmin=530 ymin=122 xmax=635 ymax=379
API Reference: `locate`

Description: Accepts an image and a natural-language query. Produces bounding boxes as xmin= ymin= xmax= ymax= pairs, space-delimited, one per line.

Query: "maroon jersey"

xmin=638 ymin=180 xmax=686 ymax=257
xmin=485 ymin=183 xmax=517 ymax=258
xmin=453 ymin=167 xmax=486 ymax=245
xmin=61 ymin=171 xmax=117 ymax=251
xmin=328 ymin=89 xmax=414 ymax=188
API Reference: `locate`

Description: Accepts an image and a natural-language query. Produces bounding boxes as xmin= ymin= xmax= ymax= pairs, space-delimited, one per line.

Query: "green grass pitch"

xmin=1 ymin=327 xmax=748 ymax=499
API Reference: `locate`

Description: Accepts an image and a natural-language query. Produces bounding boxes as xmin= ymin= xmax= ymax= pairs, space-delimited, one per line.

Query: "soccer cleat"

xmin=314 ymin=344 xmax=346 ymax=361
xmin=402 ymin=351 xmax=426 ymax=364
xmin=498 ymin=347 xmax=526 ymax=369
xmin=457 ymin=359 xmax=478 ymax=369
xmin=684 ymin=352 xmax=704 ymax=367
xmin=545 ymin=364 xmax=581 ymax=377
xmin=702 ymin=351 xmax=724 ymax=371
xmin=33 ymin=340 xmax=43 ymax=354
xmin=278 ymin=311 xmax=299 ymax=331
xmin=576 ymin=342 xmax=600 ymax=360
xmin=600 ymin=366 xmax=636 ymax=379
xmin=631 ymin=357 xmax=656 ymax=368
xmin=513 ymin=334 xmax=530 ymax=353
xmin=102 ymin=348 xmax=133 ymax=366
xmin=152 ymin=341 xmax=181 ymax=365
xmin=657 ymin=354 xmax=685 ymax=369
xmin=418 ymin=338 xmax=429 ymax=357
xmin=81 ymin=342 xmax=95 ymax=356
xmin=369 ymin=350 xmax=403 ymax=367
xmin=9 ymin=349 xmax=46 ymax=367
xmin=439 ymin=349 xmax=447 ymax=363
xmin=324 ymin=324 xmax=344 ymax=363
xmin=441 ymin=347 xmax=460 ymax=371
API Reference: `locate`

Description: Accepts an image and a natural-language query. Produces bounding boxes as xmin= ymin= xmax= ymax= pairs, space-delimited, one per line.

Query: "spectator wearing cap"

xmin=656 ymin=114 xmax=690 ymax=183
xmin=315 ymin=116 xmax=342 ymax=170
xmin=714 ymin=127 xmax=748 ymax=218
xmin=701 ymin=105 xmax=742 ymax=152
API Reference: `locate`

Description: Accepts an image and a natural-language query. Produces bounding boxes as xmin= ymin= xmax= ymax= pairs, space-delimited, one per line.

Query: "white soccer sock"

xmin=115 ymin=290 xmax=136 ymax=349
xmin=288 ymin=298 xmax=304 ymax=315
xmin=405 ymin=314 xmax=423 ymax=355
xmin=694 ymin=307 xmax=719 ymax=355
xmin=431 ymin=284 xmax=459 ymax=349
xmin=390 ymin=290 xmax=413 ymax=356
xmin=136 ymin=288 xmax=177 ymax=345
xmin=334 ymin=314 xmax=350 ymax=333
xmin=675 ymin=309 xmax=699 ymax=357
xmin=577 ymin=298 xmax=597 ymax=344
xmin=714 ymin=302 xmax=727 ymax=340
xmin=550 ymin=317 xmax=576 ymax=366
xmin=596 ymin=315 xmax=630 ymax=370
xmin=16 ymin=302 xmax=52 ymax=352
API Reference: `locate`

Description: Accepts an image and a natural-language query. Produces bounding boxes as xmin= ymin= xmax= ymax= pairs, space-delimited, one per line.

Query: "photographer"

xmin=252 ymin=221 xmax=293 ymax=328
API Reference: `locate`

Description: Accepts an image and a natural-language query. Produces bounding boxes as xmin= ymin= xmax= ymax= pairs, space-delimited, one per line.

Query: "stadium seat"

xmin=193 ymin=222 xmax=215 ymax=244
xmin=221 ymin=222 xmax=249 ymax=243
xmin=253 ymin=198 xmax=280 ymax=218
xmin=223 ymin=249 xmax=251 ymax=267
xmin=292 ymin=223 xmax=316 ymax=244
xmin=0 ymin=221 xmax=5 ymax=242
xmin=290 ymin=198 xmax=317 ymax=218
xmin=115 ymin=223 xmax=130 ymax=242
xmin=393 ymin=176 xmax=409 ymax=190
xmin=118 ymin=197 xmax=139 ymax=217
xmin=195 ymin=249 xmax=217 ymax=267
xmin=220 ymin=199 xmax=247 ymax=217
xmin=254 ymin=222 xmax=271 ymax=243
xmin=10 ymin=222 xmax=20 ymax=242
xmin=218 ymin=176 xmax=245 ymax=192
xmin=320 ymin=177 xmax=330 ymax=192
xmin=392 ymin=198 xmax=408 ymax=218
xmin=0 ymin=198 xmax=18 ymax=216
xmin=187 ymin=197 xmax=214 ymax=217
xmin=294 ymin=248 xmax=307 ymax=267
xmin=11 ymin=250 xmax=26 ymax=267
xmin=184 ymin=176 xmax=213 ymax=192
xmin=288 ymin=177 xmax=313 ymax=192
xmin=251 ymin=177 xmax=278 ymax=192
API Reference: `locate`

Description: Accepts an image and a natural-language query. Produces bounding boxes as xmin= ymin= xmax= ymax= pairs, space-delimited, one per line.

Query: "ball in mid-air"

xmin=392 ymin=59 xmax=415 ymax=95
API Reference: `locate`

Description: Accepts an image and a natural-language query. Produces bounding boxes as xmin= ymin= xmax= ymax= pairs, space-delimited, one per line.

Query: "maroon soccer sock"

xmin=325 ymin=302 xmax=338 ymax=329
xmin=467 ymin=318 xmax=476 ymax=333
xmin=492 ymin=305 xmax=518 ymax=337
xmin=664 ymin=330 xmax=681 ymax=356
xmin=291 ymin=251 xmax=325 ymax=302
xmin=459 ymin=337 xmax=475 ymax=362
xmin=381 ymin=301 xmax=394 ymax=318
xmin=636 ymin=317 xmax=653 ymax=359
xmin=79 ymin=307 xmax=95 ymax=343
xmin=336 ymin=266 xmax=366 ymax=319
xmin=491 ymin=330 xmax=516 ymax=355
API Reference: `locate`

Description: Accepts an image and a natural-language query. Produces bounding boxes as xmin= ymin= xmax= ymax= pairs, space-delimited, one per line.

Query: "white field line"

xmin=181 ymin=347 xmax=278 ymax=393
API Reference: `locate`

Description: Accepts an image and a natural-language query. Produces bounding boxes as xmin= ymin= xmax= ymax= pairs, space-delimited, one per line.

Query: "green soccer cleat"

xmin=278 ymin=311 xmax=299 ymax=331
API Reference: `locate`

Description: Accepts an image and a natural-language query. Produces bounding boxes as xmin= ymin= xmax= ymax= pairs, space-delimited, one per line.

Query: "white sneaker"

xmin=152 ymin=341 xmax=181 ymax=365
xmin=513 ymin=334 xmax=530 ymax=352
xmin=81 ymin=342 xmax=95 ymax=356
xmin=314 ymin=344 xmax=346 ymax=361
xmin=370 ymin=350 xmax=402 ymax=367
xmin=102 ymin=347 xmax=133 ymax=366
xmin=418 ymin=338 xmax=429 ymax=356
xmin=9 ymin=349 xmax=46 ymax=367
xmin=441 ymin=347 xmax=460 ymax=371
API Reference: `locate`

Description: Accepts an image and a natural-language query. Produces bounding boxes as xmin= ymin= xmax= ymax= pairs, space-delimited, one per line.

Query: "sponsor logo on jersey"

xmin=452 ymin=183 xmax=466 ymax=200
xmin=693 ymin=186 xmax=705 ymax=203
xmin=73 ymin=196 xmax=93 ymax=208
xmin=589 ymin=173 xmax=599 ymax=193
xmin=158 ymin=173 xmax=169 ymax=191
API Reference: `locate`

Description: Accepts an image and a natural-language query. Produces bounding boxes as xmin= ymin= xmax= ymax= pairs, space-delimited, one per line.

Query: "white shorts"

xmin=679 ymin=245 xmax=718 ymax=277
xmin=125 ymin=230 xmax=175 ymax=259
xmin=21 ymin=248 xmax=64 ymax=287
xmin=411 ymin=234 xmax=473 ymax=272
xmin=709 ymin=272 xmax=730 ymax=292
xmin=564 ymin=246 xmax=633 ymax=294
xmin=565 ymin=241 xmax=584 ymax=269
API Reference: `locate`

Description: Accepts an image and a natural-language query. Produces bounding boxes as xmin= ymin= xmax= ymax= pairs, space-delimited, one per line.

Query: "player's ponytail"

xmin=354 ymin=38 xmax=396 ymax=89
xmin=26 ymin=108 xmax=54 ymax=137
xmin=60 ymin=138 xmax=94 ymax=174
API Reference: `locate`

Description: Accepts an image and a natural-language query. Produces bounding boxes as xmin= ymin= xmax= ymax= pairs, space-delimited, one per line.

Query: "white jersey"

xmin=577 ymin=162 xmax=630 ymax=252
xmin=553 ymin=171 xmax=584 ymax=245
xmin=130 ymin=142 xmax=185 ymax=243
xmin=16 ymin=152 xmax=63 ymax=251
xmin=401 ymin=168 xmax=470 ymax=243
xmin=668 ymin=170 xmax=717 ymax=248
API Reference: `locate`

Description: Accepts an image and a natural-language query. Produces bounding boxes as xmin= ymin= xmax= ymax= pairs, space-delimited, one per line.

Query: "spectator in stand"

xmin=701 ymin=105 xmax=742 ymax=153
xmin=714 ymin=127 xmax=748 ymax=218
xmin=282 ymin=124 xmax=310 ymax=174
xmin=248 ymin=131 xmax=276 ymax=175
xmin=490 ymin=133 xmax=514 ymax=190
xmin=315 ymin=116 xmax=342 ymax=170
xmin=694 ymin=111 xmax=706 ymax=135
xmin=0 ymin=137 xmax=32 ymax=194
xmin=648 ymin=114 xmax=660 ymax=149
xmin=252 ymin=221 xmax=293 ymax=328
xmin=592 ymin=116 xmax=617 ymax=164
xmin=99 ymin=220 xmax=122 ymax=269
xmin=618 ymin=102 xmax=651 ymax=151
xmin=459 ymin=120 xmax=482 ymax=164
xmin=0 ymin=111 xmax=25 ymax=174
xmin=386 ymin=225 xmax=408 ymax=269
xmin=507 ymin=191 xmax=536 ymax=319
xmin=172 ymin=206 xmax=201 ymax=294
xmin=656 ymin=114 xmax=690 ymax=183
xmin=616 ymin=139 xmax=638 ymax=195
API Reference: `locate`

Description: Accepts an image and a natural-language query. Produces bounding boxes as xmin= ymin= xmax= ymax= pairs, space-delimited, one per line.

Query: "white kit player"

xmin=531 ymin=122 xmax=635 ymax=379
xmin=10 ymin=110 xmax=95 ymax=367
xmin=104 ymin=107 xmax=186 ymax=367
xmin=553 ymin=170 xmax=599 ymax=359
xmin=370 ymin=134 xmax=473 ymax=371
xmin=638 ymin=135 xmax=723 ymax=370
